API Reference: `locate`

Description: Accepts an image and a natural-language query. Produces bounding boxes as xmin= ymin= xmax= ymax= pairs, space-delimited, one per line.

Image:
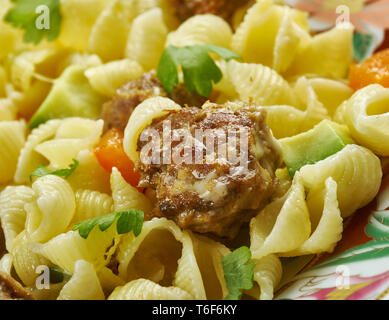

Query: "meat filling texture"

xmin=137 ymin=102 xmax=282 ymax=239
xmin=0 ymin=272 xmax=35 ymax=300
xmin=101 ymin=71 xmax=207 ymax=132
xmin=169 ymin=0 xmax=251 ymax=23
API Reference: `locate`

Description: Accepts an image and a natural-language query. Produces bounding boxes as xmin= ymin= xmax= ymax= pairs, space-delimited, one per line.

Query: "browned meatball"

xmin=0 ymin=272 xmax=35 ymax=300
xmin=136 ymin=102 xmax=281 ymax=239
xmin=169 ymin=0 xmax=251 ymax=22
xmin=100 ymin=71 xmax=207 ymax=132
xmin=101 ymin=71 xmax=167 ymax=132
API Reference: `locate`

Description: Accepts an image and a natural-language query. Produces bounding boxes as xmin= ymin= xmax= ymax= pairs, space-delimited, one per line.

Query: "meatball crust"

xmin=100 ymin=71 xmax=207 ymax=132
xmin=169 ymin=0 xmax=251 ymax=22
xmin=137 ymin=102 xmax=281 ymax=238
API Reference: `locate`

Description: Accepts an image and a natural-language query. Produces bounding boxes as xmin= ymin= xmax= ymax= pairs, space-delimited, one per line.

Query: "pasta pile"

xmin=0 ymin=0 xmax=386 ymax=300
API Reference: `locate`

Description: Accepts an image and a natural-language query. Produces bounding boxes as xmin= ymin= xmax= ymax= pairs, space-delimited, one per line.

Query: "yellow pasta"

xmin=85 ymin=59 xmax=144 ymax=97
xmin=299 ymin=144 xmax=383 ymax=218
xmin=189 ymin=232 xmax=230 ymax=300
xmin=0 ymin=0 xmax=387 ymax=302
xmin=57 ymin=260 xmax=105 ymax=300
xmin=245 ymin=254 xmax=283 ymax=300
xmin=110 ymin=167 xmax=152 ymax=214
xmin=97 ymin=267 xmax=126 ymax=295
xmin=284 ymin=177 xmax=343 ymax=256
xmin=306 ymin=78 xmax=353 ymax=116
xmin=0 ymin=185 xmax=35 ymax=251
xmin=108 ymin=278 xmax=193 ymax=300
xmin=216 ymin=59 xmax=298 ymax=107
xmin=0 ymin=120 xmax=26 ymax=184
xmin=66 ymin=150 xmax=111 ymax=195
xmin=166 ymin=14 xmax=233 ymax=49
xmin=0 ymin=97 xmax=17 ymax=121
xmin=0 ymin=253 xmax=12 ymax=275
xmin=123 ymin=97 xmax=182 ymax=163
xmin=25 ymin=175 xmax=76 ymax=243
xmin=116 ymin=218 xmax=206 ymax=299
xmin=250 ymin=173 xmax=311 ymax=260
xmin=72 ymin=189 xmax=113 ymax=224
xmin=126 ymin=8 xmax=168 ymax=71
xmin=14 ymin=119 xmax=61 ymax=184
xmin=231 ymin=0 xmax=310 ymax=72
xmin=285 ymin=23 xmax=354 ymax=79
xmin=11 ymin=231 xmax=50 ymax=286
xmin=10 ymin=48 xmax=62 ymax=92
xmin=343 ymin=84 xmax=389 ymax=156
xmin=88 ymin=0 xmax=159 ymax=62
xmin=34 ymin=118 xmax=104 ymax=169
xmin=31 ymin=224 xmax=118 ymax=274
xmin=0 ymin=65 xmax=7 ymax=97
xmin=293 ymin=76 xmax=330 ymax=130
xmin=0 ymin=0 xmax=23 ymax=61
xmin=58 ymin=0 xmax=111 ymax=51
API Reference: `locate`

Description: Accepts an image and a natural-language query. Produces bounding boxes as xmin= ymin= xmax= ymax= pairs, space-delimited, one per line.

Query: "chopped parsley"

xmin=29 ymin=159 xmax=79 ymax=182
xmin=72 ymin=210 xmax=144 ymax=239
xmin=222 ymin=246 xmax=255 ymax=300
xmin=157 ymin=44 xmax=241 ymax=98
xmin=4 ymin=0 xmax=62 ymax=44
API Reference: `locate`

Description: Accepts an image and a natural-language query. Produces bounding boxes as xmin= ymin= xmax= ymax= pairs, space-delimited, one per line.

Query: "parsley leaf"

xmin=4 ymin=0 xmax=62 ymax=44
xmin=29 ymin=159 xmax=79 ymax=182
xmin=72 ymin=210 xmax=144 ymax=239
xmin=222 ymin=246 xmax=255 ymax=300
xmin=48 ymin=266 xmax=71 ymax=284
xmin=157 ymin=44 xmax=241 ymax=98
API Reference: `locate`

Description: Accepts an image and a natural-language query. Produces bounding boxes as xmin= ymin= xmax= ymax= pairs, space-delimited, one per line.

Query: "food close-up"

xmin=0 ymin=0 xmax=389 ymax=301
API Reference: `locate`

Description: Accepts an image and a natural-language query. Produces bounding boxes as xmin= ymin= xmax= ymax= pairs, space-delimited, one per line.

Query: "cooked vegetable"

xmin=29 ymin=65 xmax=106 ymax=129
xmin=94 ymin=128 xmax=142 ymax=190
xmin=280 ymin=120 xmax=354 ymax=177
xmin=349 ymin=48 xmax=389 ymax=91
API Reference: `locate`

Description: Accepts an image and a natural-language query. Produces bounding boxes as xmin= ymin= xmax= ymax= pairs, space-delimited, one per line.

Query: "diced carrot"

xmin=94 ymin=128 xmax=142 ymax=191
xmin=349 ymin=49 xmax=389 ymax=91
